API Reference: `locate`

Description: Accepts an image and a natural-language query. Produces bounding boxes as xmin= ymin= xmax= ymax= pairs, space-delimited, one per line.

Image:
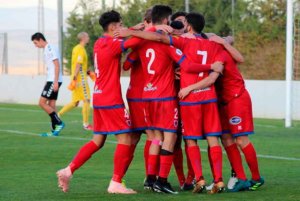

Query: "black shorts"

xmin=41 ymin=82 xmax=62 ymax=100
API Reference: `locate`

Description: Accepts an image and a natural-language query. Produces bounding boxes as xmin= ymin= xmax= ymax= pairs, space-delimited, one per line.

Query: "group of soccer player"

xmin=33 ymin=4 xmax=265 ymax=196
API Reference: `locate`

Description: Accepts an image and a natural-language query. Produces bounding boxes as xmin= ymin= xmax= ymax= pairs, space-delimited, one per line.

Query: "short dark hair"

xmin=99 ymin=10 xmax=121 ymax=31
xmin=151 ymin=5 xmax=172 ymax=24
xmin=31 ymin=32 xmax=46 ymax=41
xmin=186 ymin=12 xmax=205 ymax=34
xmin=144 ymin=8 xmax=152 ymax=23
xmin=171 ymin=11 xmax=187 ymax=21
xmin=170 ymin=20 xmax=184 ymax=30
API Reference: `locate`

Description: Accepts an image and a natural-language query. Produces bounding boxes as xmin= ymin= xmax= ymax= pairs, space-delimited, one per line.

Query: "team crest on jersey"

xmin=176 ymin=49 xmax=183 ymax=55
xmin=229 ymin=116 xmax=242 ymax=125
xmin=144 ymin=83 xmax=157 ymax=91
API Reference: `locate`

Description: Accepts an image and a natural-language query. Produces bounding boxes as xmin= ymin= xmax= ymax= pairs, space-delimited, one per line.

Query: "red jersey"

xmin=136 ymin=30 xmax=186 ymax=100
xmin=93 ymin=34 xmax=141 ymax=108
xmin=215 ymin=51 xmax=245 ymax=103
xmin=170 ymin=35 xmax=226 ymax=105
xmin=123 ymin=51 xmax=144 ymax=99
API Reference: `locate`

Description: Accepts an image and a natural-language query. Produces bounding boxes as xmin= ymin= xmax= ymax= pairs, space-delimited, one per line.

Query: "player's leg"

xmin=153 ymin=131 xmax=178 ymax=194
xmin=58 ymin=101 xmax=79 ymax=118
xmin=173 ymin=134 xmax=186 ymax=188
xmin=144 ymin=129 xmax=154 ymax=176
xmin=145 ymin=130 xmax=162 ymax=190
xmin=108 ymin=132 xmax=137 ymax=194
xmin=221 ymin=133 xmax=248 ymax=192
xmin=229 ymin=90 xmax=264 ymax=190
xmin=185 ymin=139 xmax=206 ymax=193
xmin=47 ymin=99 xmax=65 ymax=136
xmin=82 ymin=99 xmax=93 ymax=130
xmin=181 ymin=104 xmax=205 ymax=193
xmin=56 ymin=134 xmax=106 ymax=192
xmin=203 ymin=102 xmax=224 ymax=194
xmin=184 ymin=141 xmax=195 ymax=188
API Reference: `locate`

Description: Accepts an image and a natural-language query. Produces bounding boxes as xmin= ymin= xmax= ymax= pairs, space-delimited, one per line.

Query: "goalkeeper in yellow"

xmin=58 ymin=32 xmax=95 ymax=130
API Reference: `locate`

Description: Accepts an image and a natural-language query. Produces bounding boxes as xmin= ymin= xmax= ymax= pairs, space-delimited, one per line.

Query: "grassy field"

xmin=0 ymin=103 xmax=300 ymax=201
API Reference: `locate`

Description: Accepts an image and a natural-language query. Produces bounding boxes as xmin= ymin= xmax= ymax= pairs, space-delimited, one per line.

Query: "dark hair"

xmin=144 ymin=8 xmax=152 ymax=23
xmin=31 ymin=32 xmax=46 ymax=41
xmin=99 ymin=10 xmax=121 ymax=31
xmin=170 ymin=21 xmax=184 ymax=30
xmin=186 ymin=12 xmax=205 ymax=34
xmin=171 ymin=11 xmax=187 ymax=21
xmin=151 ymin=5 xmax=172 ymax=24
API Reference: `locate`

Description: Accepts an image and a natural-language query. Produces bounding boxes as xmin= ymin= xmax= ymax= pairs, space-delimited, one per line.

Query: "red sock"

xmin=69 ymin=141 xmax=100 ymax=174
xmin=144 ymin=140 xmax=151 ymax=176
xmin=210 ymin=145 xmax=223 ymax=183
xmin=148 ymin=154 xmax=159 ymax=176
xmin=159 ymin=155 xmax=174 ymax=179
xmin=125 ymin=144 xmax=137 ymax=172
xmin=207 ymin=147 xmax=215 ymax=179
xmin=242 ymin=143 xmax=261 ymax=181
xmin=112 ymin=144 xmax=132 ymax=183
xmin=185 ymin=145 xmax=195 ymax=184
xmin=173 ymin=148 xmax=185 ymax=186
xmin=187 ymin=146 xmax=203 ymax=181
xmin=225 ymin=144 xmax=247 ymax=180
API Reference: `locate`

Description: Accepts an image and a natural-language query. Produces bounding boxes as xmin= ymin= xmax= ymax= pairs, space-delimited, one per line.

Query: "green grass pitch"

xmin=0 ymin=103 xmax=300 ymax=201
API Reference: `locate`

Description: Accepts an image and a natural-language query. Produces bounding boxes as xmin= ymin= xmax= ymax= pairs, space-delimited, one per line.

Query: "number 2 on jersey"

xmin=146 ymin=48 xmax=155 ymax=75
xmin=197 ymin=50 xmax=207 ymax=77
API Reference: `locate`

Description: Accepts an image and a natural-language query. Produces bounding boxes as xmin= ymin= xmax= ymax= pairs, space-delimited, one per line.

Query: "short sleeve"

xmin=215 ymin=49 xmax=228 ymax=64
xmin=168 ymin=46 xmax=186 ymax=64
xmin=76 ymin=48 xmax=85 ymax=64
xmin=123 ymin=51 xmax=139 ymax=70
xmin=123 ymin=36 xmax=143 ymax=50
xmin=47 ymin=45 xmax=58 ymax=61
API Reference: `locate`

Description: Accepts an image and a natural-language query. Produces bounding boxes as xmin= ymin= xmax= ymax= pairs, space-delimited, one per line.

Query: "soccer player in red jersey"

xmin=56 ymin=10 xmax=147 ymax=194
xmin=181 ymin=35 xmax=264 ymax=192
xmin=116 ymin=5 xmax=224 ymax=194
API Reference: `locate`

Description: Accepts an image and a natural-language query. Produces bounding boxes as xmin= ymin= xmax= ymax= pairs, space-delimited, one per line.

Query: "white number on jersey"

xmin=146 ymin=48 xmax=155 ymax=75
xmin=196 ymin=50 xmax=208 ymax=77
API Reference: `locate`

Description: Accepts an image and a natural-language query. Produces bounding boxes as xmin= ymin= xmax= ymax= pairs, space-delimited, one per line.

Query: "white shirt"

xmin=44 ymin=43 xmax=63 ymax=82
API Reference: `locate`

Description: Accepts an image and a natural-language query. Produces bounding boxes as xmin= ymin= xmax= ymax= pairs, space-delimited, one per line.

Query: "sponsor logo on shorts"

xmin=144 ymin=83 xmax=157 ymax=92
xmin=229 ymin=116 xmax=242 ymax=125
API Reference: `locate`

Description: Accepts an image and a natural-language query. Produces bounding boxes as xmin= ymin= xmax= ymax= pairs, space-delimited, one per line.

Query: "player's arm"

xmin=52 ymin=59 xmax=60 ymax=92
xmin=123 ymin=51 xmax=138 ymax=71
xmin=209 ymin=35 xmax=244 ymax=63
xmin=178 ymin=72 xmax=221 ymax=100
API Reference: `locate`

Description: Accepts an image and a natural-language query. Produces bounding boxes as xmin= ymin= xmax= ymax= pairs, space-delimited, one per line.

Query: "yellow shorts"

xmin=72 ymin=79 xmax=91 ymax=102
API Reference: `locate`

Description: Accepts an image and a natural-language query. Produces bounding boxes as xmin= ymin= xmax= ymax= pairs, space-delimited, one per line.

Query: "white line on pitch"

xmin=0 ymin=107 xmax=82 ymax=116
xmin=1 ymin=129 xmax=300 ymax=162
xmin=0 ymin=120 xmax=81 ymax=125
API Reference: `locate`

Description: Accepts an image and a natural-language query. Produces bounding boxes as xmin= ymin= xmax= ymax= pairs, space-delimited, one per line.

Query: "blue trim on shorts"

xmin=183 ymin=136 xmax=205 ymax=140
xmin=148 ymin=127 xmax=177 ymax=133
xmin=143 ymin=97 xmax=177 ymax=102
xmin=93 ymin=129 xmax=132 ymax=135
xmin=131 ymin=127 xmax=148 ymax=132
xmin=232 ymin=131 xmax=254 ymax=137
xmin=180 ymin=99 xmax=218 ymax=106
xmin=204 ymin=132 xmax=222 ymax=137
xmin=222 ymin=130 xmax=231 ymax=134
xmin=127 ymin=98 xmax=145 ymax=102
xmin=93 ymin=104 xmax=124 ymax=109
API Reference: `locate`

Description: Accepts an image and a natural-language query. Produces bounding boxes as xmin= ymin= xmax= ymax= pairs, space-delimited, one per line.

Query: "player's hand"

xmin=87 ymin=70 xmax=96 ymax=81
xmin=130 ymin=23 xmax=145 ymax=31
xmin=209 ymin=35 xmax=226 ymax=45
xmin=155 ymin=25 xmax=173 ymax=34
xmin=114 ymin=28 xmax=131 ymax=38
xmin=53 ymin=82 xmax=59 ymax=92
xmin=211 ymin=62 xmax=224 ymax=74
xmin=181 ymin=32 xmax=196 ymax=39
xmin=178 ymin=86 xmax=192 ymax=100
xmin=68 ymin=80 xmax=77 ymax=91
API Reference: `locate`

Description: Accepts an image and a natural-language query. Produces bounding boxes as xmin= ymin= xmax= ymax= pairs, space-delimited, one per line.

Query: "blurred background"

xmin=0 ymin=0 xmax=299 ymax=80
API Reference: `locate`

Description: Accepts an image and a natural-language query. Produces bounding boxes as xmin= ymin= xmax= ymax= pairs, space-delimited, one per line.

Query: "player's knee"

xmin=185 ymin=139 xmax=197 ymax=147
xmin=73 ymin=101 xmax=79 ymax=107
xmin=221 ymin=134 xmax=235 ymax=147
xmin=236 ymin=136 xmax=250 ymax=148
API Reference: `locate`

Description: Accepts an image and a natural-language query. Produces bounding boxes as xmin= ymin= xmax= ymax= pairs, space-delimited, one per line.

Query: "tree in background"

xmin=63 ymin=0 xmax=289 ymax=79
xmin=64 ymin=0 xmax=102 ymax=72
